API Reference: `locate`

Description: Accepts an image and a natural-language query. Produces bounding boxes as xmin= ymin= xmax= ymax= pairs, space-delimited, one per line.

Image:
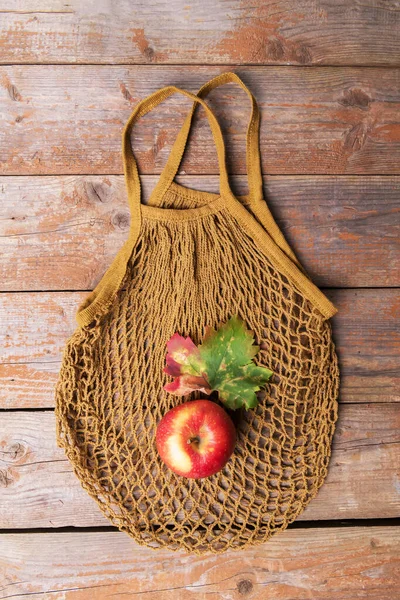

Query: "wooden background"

xmin=1 ymin=1 xmax=399 ymax=598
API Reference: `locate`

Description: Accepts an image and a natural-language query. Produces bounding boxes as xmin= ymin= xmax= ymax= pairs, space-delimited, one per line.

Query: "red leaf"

xmin=164 ymin=374 xmax=212 ymax=396
xmin=164 ymin=333 xmax=202 ymax=377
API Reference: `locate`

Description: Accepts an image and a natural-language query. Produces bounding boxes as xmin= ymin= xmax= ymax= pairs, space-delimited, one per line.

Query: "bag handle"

xmin=150 ymin=71 xmax=264 ymax=205
xmin=77 ymin=85 xmax=232 ymax=328
xmin=122 ymin=84 xmax=233 ymax=215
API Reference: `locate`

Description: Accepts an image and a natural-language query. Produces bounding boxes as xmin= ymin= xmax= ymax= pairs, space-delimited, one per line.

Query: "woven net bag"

xmin=55 ymin=72 xmax=340 ymax=555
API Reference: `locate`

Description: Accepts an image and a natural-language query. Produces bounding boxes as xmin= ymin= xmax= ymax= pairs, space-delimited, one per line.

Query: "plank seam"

xmin=1 ymin=518 xmax=399 ymax=535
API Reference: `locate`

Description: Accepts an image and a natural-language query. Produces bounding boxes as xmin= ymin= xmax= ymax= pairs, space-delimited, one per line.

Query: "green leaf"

xmin=198 ymin=316 xmax=273 ymax=409
xmin=163 ymin=315 xmax=273 ymax=410
xmin=217 ymin=363 xmax=273 ymax=410
xmin=200 ymin=315 xmax=259 ymax=382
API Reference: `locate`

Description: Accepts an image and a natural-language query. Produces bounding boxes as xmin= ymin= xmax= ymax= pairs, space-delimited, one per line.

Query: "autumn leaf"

xmin=163 ymin=333 xmax=212 ymax=395
xmin=163 ymin=316 xmax=273 ymax=410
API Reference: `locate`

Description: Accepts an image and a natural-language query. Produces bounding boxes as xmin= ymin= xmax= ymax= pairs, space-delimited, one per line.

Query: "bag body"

xmin=55 ymin=72 xmax=339 ymax=555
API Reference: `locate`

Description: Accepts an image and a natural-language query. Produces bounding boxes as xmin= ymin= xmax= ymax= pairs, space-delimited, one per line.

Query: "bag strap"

xmin=122 ymin=84 xmax=233 ymax=217
xmin=77 ymin=86 xmax=233 ymax=328
xmin=150 ymin=71 xmax=264 ymax=206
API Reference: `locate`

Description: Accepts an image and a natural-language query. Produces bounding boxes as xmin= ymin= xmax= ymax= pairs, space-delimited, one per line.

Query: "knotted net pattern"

xmin=55 ymin=185 xmax=339 ymax=555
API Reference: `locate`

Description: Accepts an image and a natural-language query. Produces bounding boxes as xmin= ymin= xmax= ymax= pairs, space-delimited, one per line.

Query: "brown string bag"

xmin=55 ymin=72 xmax=340 ymax=555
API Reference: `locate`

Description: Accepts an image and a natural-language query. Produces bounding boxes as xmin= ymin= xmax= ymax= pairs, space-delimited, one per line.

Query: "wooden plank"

xmin=1 ymin=0 xmax=400 ymax=67
xmin=331 ymin=289 xmax=400 ymax=406
xmin=0 ymin=405 xmax=399 ymax=529
xmin=1 ymin=175 xmax=399 ymax=292
xmin=1 ymin=528 xmax=399 ymax=599
xmin=1 ymin=66 xmax=400 ymax=175
xmin=1 ymin=289 xmax=399 ymax=410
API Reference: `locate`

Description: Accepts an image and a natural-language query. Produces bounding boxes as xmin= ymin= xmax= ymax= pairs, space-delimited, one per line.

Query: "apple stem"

xmin=188 ymin=436 xmax=200 ymax=445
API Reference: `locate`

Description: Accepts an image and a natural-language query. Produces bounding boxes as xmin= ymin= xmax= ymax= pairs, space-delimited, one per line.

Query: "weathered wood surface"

xmin=1 ymin=0 xmax=399 ymax=589
xmin=0 ymin=405 xmax=399 ymax=529
xmin=1 ymin=175 xmax=399 ymax=291
xmin=1 ymin=66 xmax=400 ymax=175
xmin=1 ymin=289 xmax=398 ymax=410
xmin=1 ymin=0 xmax=400 ymax=67
xmin=1 ymin=528 xmax=400 ymax=600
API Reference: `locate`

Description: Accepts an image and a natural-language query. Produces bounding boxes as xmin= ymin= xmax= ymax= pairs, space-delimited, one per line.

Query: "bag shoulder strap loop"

xmin=122 ymin=84 xmax=233 ymax=217
xmin=152 ymin=71 xmax=264 ymax=205
xmin=77 ymin=84 xmax=233 ymax=328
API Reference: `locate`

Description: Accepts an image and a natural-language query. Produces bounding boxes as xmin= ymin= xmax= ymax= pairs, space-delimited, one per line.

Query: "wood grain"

xmin=0 ymin=406 xmax=399 ymax=529
xmin=1 ymin=175 xmax=399 ymax=292
xmin=1 ymin=288 xmax=399 ymax=410
xmin=1 ymin=66 xmax=400 ymax=175
xmin=1 ymin=0 xmax=399 ymax=587
xmin=1 ymin=527 xmax=400 ymax=599
xmin=1 ymin=0 xmax=400 ymax=67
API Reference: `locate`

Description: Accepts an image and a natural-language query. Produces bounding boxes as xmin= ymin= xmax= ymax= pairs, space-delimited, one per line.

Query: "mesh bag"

xmin=55 ymin=72 xmax=340 ymax=555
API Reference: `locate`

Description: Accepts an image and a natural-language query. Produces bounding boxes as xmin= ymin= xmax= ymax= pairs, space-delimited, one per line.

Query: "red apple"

xmin=156 ymin=399 xmax=236 ymax=479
